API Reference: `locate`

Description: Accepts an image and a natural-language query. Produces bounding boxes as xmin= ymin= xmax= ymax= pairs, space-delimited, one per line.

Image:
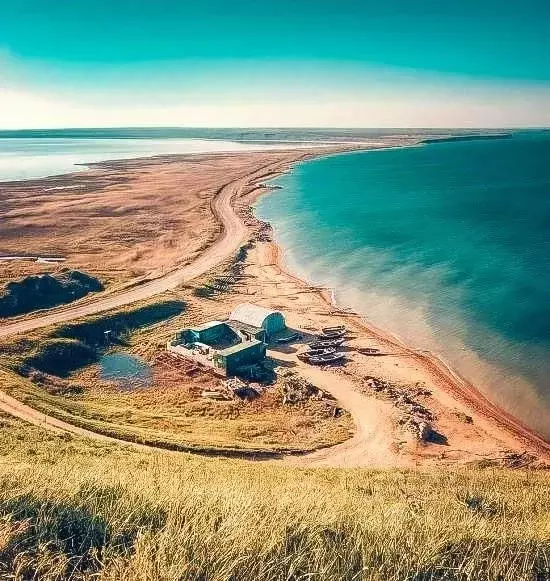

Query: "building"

xmin=166 ymin=304 xmax=286 ymax=376
xmin=168 ymin=319 xmax=267 ymax=376
xmin=229 ymin=303 xmax=286 ymax=340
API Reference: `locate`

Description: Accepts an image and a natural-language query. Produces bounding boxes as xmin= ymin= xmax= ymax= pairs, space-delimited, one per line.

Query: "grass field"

xmin=0 ymin=284 xmax=353 ymax=455
xmin=0 ymin=367 xmax=352 ymax=455
xmin=1 ymin=412 xmax=549 ymax=580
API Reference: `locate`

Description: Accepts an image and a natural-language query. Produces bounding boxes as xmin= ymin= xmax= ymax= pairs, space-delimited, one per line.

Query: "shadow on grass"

xmin=21 ymin=300 xmax=186 ymax=377
xmin=54 ymin=300 xmax=186 ymax=346
xmin=0 ymin=481 xmax=167 ymax=578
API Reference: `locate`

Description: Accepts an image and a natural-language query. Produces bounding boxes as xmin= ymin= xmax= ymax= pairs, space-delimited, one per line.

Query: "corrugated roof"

xmin=229 ymin=303 xmax=281 ymax=329
xmin=218 ymin=338 xmax=263 ymax=357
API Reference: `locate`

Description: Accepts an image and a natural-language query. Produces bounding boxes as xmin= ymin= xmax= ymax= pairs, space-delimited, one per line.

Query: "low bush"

xmin=0 ymin=269 xmax=103 ymax=318
xmin=24 ymin=338 xmax=98 ymax=376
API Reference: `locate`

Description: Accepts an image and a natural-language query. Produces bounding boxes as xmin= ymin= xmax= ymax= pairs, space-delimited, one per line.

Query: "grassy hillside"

xmin=1 ymin=412 xmax=549 ymax=580
xmin=0 ymin=294 xmax=353 ymax=455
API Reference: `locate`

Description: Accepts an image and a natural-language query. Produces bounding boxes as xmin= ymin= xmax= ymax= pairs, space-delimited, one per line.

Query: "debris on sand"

xmin=201 ymin=377 xmax=261 ymax=401
xmin=363 ymin=375 xmax=446 ymax=443
xmin=201 ymin=390 xmax=232 ymax=401
xmin=453 ymin=410 xmax=474 ymax=424
xmin=280 ymin=373 xmax=324 ymax=405
xmin=223 ymin=377 xmax=261 ymax=400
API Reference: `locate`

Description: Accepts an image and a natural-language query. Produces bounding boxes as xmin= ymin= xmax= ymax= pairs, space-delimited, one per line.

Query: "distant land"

xmin=0 ymin=127 xmax=520 ymax=142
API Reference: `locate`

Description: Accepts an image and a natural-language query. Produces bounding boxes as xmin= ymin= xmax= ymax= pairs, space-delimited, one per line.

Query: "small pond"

xmin=99 ymin=352 xmax=153 ymax=390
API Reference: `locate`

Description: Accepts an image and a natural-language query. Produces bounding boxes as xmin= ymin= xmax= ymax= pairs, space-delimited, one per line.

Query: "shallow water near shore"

xmin=0 ymin=135 xmax=313 ymax=181
xmin=256 ymin=131 xmax=550 ymax=438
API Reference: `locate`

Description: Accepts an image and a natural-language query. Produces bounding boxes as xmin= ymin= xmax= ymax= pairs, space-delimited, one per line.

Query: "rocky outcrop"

xmin=0 ymin=269 xmax=103 ymax=318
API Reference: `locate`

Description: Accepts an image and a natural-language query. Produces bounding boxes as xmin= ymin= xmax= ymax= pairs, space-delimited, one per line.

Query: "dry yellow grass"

xmin=0 ymin=366 xmax=352 ymax=454
xmin=0 ymin=412 xmax=549 ymax=580
xmin=0 ymin=151 xmax=314 ymax=287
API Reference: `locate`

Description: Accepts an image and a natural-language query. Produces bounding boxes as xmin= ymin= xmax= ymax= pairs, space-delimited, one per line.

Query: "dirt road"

xmin=0 ymin=159 xmax=283 ymax=339
xmin=272 ymin=354 xmax=413 ymax=468
xmin=2 ymin=149 xmax=394 ymax=466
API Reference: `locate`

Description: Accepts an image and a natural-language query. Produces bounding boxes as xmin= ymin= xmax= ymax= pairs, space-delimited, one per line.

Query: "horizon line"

xmin=1 ymin=126 xmax=549 ymax=132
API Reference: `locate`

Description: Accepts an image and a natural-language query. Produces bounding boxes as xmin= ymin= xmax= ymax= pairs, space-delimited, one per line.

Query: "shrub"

xmin=25 ymin=338 xmax=98 ymax=376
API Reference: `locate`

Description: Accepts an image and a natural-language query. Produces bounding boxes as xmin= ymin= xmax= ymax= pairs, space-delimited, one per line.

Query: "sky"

xmin=0 ymin=0 xmax=549 ymax=128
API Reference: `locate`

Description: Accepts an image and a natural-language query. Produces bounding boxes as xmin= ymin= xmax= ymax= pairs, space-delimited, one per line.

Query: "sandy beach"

xmin=1 ymin=142 xmax=549 ymax=468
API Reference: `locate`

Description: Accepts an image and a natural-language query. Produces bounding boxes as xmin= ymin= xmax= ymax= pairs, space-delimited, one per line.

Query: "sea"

xmin=2 ymin=128 xmax=548 ymax=438
xmin=256 ymin=131 xmax=550 ymax=438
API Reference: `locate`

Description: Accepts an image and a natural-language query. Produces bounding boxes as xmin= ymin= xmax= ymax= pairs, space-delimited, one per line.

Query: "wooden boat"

xmin=276 ymin=332 xmax=302 ymax=344
xmin=357 ymin=347 xmax=381 ymax=355
xmin=306 ymin=347 xmax=336 ymax=357
xmin=322 ymin=325 xmax=347 ymax=334
xmin=298 ymin=347 xmax=336 ymax=362
xmin=307 ymin=351 xmax=346 ymax=365
xmin=309 ymin=338 xmax=345 ymax=349
xmin=320 ymin=329 xmax=347 ymax=339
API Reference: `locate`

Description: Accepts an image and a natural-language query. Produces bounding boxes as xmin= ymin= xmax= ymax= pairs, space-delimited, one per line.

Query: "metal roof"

xmin=218 ymin=338 xmax=263 ymax=357
xmin=229 ymin=303 xmax=282 ymax=329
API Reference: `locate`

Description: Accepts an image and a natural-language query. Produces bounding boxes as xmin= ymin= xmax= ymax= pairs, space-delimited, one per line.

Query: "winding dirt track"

xmin=0 ymin=383 xmax=150 ymax=450
xmin=0 ymin=160 xmax=266 ymax=443
xmin=0 ymin=150 xmax=401 ymax=467
xmin=0 ymin=162 xmax=274 ymax=339
xmin=2 ymin=152 xmax=387 ymax=465
xmin=1 ymin=150 xmax=549 ymax=466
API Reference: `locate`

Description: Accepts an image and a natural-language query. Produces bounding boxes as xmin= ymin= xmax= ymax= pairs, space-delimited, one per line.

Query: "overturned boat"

xmin=320 ymin=328 xmax=347 ymax=339
xmin=309 ymin=337 xmax=345 ymax=349
xmin=307 ymin=351 xmax=346 ymax=365
xmin=276 ymin=332 xmax=302 ymax=344
xmin=300 ymin=347 xmax=336 ymax=359
xmin=322 ymin=325 xmax=347 ymax=334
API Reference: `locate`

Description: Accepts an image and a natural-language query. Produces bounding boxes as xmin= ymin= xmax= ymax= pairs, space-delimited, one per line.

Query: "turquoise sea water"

xmin=256 ymin=132 xmax=550 ymax=437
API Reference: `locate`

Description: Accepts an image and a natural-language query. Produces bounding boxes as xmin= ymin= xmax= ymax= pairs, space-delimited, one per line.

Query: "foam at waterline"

xmin=254 ymin=135 xmax=550 ymax=439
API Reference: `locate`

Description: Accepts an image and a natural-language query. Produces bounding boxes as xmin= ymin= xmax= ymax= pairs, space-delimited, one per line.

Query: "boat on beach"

xmin=307 ymin=351 xmax=346 ymax=365
xmin=275 ymin=332 xmax=302 ymax=344
xmin=357 ymin=347 xmax=381 ymax=355
xmin=298 ymin=347 xmax=336 ymax=361
xmin=322 ymin=325 xmax=347 ymax=334
xmin=306 ymin=347 xmax=336 ymax=356
xmin=309 ymin=338 xmax=345 ymax=349
xmin=320 ymin=328 xmax=347 ymax=339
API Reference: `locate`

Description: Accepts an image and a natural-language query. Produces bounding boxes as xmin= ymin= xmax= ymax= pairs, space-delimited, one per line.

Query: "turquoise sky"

xmin=0 ymin=0 xmax=549 ymax=127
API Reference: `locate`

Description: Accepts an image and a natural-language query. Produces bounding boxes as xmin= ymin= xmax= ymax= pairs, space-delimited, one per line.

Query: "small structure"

xmin=167 ymin=304 xmax=286 ymax=376
xmin=168 ymin=320 xmax=266 ymax=376
xmin=229 ymin=303 xmax=286 ymax=340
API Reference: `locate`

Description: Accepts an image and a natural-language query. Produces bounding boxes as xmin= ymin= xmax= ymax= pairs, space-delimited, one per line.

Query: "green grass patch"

xmin=1 ymin=299 xmax=186 ymax=377
xmin=0 ymin=269 xmax=103 ymax=318
xmin=24 ymin=338 xmax=98 ymax=377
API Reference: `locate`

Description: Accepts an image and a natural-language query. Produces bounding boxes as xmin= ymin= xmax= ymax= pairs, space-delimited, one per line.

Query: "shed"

xmin=214 ymin=339 xmax=267 ymax=375
xmin=229 ymin=303 xmax=286 ymax=340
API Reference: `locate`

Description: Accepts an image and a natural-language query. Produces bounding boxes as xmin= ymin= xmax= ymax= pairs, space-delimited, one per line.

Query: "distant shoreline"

xmin=421 ymin=133 xmax=513 ymax=144
xmin=0 ymin=128 xmax=518 ymax=183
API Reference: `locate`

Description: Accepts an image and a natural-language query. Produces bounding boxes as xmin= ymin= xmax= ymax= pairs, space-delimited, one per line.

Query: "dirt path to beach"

xmin=1 ymin=145 xmax=549 ymax=468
